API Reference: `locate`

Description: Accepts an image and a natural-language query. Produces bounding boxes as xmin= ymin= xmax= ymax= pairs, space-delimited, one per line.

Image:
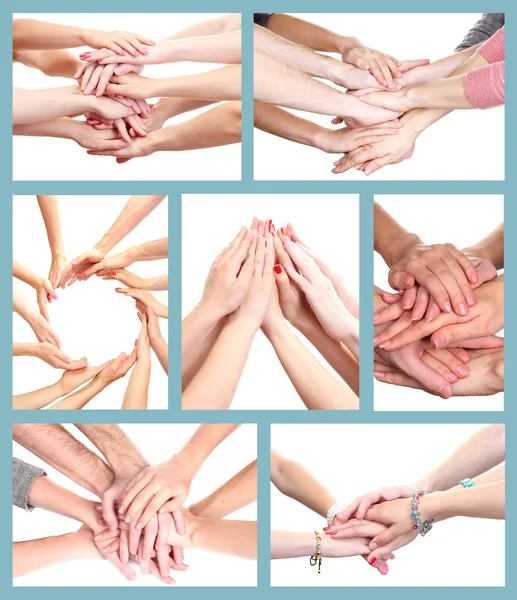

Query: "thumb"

xmin=102 ymin=492 xmax=119 ymax=532
xmin=431 ymin=323 xmax=477 ymax=349
xmin=473 ymin=261 xmax=497 ymax=288
xmin=369 ymin=525 xmax=399 ymax=550
xmin=171 ymin=508 xmax=185 ymax=535
xmin=388 ymin=269 xmax=415 ymax=291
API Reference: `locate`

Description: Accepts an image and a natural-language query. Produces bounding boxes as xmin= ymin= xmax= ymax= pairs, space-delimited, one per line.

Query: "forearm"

xmin=14 ymin=117 xmax=82 ymax=142
xmin=182 ymin=305 xmax=225 ymax=389
xmin=254 ymin=49 xmax=352 ymax=117
xmin=150 ymin=334 xmax=168 ymax=374
xmin=13 ymin=424 xmax=114 ymax=496
xmin=254 ymin=101 xmax=331 ymax=151
xmin=265 ymin=14 xmax=352 ymax=54
xmin=271 ymin=531 xmax=322 ymax=559
xmin=74 ymin=424 xmax=149 ymax=475
xmin=13 ymin=534 xmax=90 ymax=577
xmin=154 ymin=97 xmax=216 ymax=125
xmin=296 ymin=317 xmax=359 ymax=395
xmin=13 ymin=259 xmax=40 ymax=288
xmin=94 ymin=195 xmax=166 ymax=255
xmin=13 ymin=382 xmax=63 ymax=410
xmin=154 ymin=65 xmax=241 ymax=100
xmin=13 ymin=19 xmax=87 ymax=50
xmin=189 ymin=460 xmax=257 ymax=519
xmin=179 ymin=424 xmax=240 ymax=477
xmin=190 ymin=517 xmax=256 ymax=559
xmin=14 ymin=48 xmax=81 ymax=78
xmin=122 ymin=359 xmax=150 ymax=410
xmin=271 ymin=450 xmax=335 ymax=518
xmin=13 ymin=342 xmax=38 ymax=357
xmin=48 ymin=379 xmax=107 ymax=410
xmin=373 ymin=201 xmax=420 ymax=266
xmin=126 ymin=238 xmax=168 ymax=264
xmin=166 ymin=14 xmax=241 ymax=39
xmin=163 ymin=30 xmax=241 ymax=64
xmin=146 ymin=102 xmax=241 ymax=153
xmin=37 ymin=195 xmax=66 ymax=259
xmin=420 ymin=424 xmax=505 ymax=493
xmin=13 ymin=286 xmax=37 ymax=322
xmin=423 ymin=481 xmax=505 ymax=522
xmin=182 ymin=319 xmax=256 ymax=410
xmin=27 ymin=476 xmax=100 ymax=532
xmin=263 ymin=321 xmax=358 ymax=410
xmin=466 ymin=222 xmax=504 ymax=269
xmin=254 ymin=25 xmax=339 ymax=81
xmin=13 ymin=86 xmax=90 ymax=125
xmin=145 ymin=274 xmax=168 ymax=291
xmin=405 ymin=74 xmax=473 ymax=110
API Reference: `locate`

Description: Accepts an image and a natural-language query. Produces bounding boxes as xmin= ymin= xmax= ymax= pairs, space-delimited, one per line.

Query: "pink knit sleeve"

xmin=464 ymin=61 xmax=505 ymax=109
xmin=478 ymin=26 xmax=504 ymax=63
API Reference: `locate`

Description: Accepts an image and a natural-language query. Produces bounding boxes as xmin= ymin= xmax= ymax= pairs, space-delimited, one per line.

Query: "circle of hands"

xmin=21 ymin=242 xmax=165 ymax=403
xmin=373 ymin=243 xmax=503 ymax=399
xmin=72 ymin=37 xmax=162 ymax=161
xmin=198 ymin=217 xmax=358 ymax=357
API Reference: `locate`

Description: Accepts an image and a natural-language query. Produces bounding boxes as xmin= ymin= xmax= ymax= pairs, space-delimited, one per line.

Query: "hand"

xmin=34 ymin=342 xmax=88 ymax=370
xmin=34 ymin=277 xmax=58 ymax=322
xmin=317 ymin=120 xmax=402 ymax=154
xmin=119 ymin=455 xmax=192 ymax=530
xmin=48 ymin=255 xmax=67 ymax=289
xmin=96 ymin=351 xmax=137 ymax=384
xmin=105 ymin=73 xmax=157 ymax=99
xmin=83 ymin=29 xmax=156 ymax=57
xmin=97 ymin=268 xmax=145 ymax=288
xmin=331 ymin=124 xmax=417 ymax=175
xmin=135 ymin=312 xmax=151 ymax=358
xmin=69 ymin=119 xmax=130 ymax=152
xmin=116 ymin=288 xmax=168 ymax=318
xmin=81 ymin=250 xmax=134 ymax=279
xmin=356 ymin=87 xmax=414 ymax=112
xmin=91 ymin=527 xmax=138 ymax=581
xmin=102 ymin=466 xmax=149 ymax=533
xmin=281 ymin=240 xmax=357 ymax=344
xmin=27 ymin=311 xmax=62 ymax=348
xmin=145 ymin=306 xmax=163 ymax=343
xmin=342 ymin=44 xmax=402 ymax=88
xmin=87 ymin=95 xmax=137 ymax=120
xmin=230 ymin=234 xmax=274 ymax=329
xmin=343 ymin=101 xmax=402 ymax=128
xmin=87 ymin=135 xmax=152 ymax=160
xmin=374 ymin=277 xmax=504 ymax=351
xmin=58 ymin=361 xmax=113 ymax=395
xmin=58 ymin=248 xmax=105 ymax=287
xmin=92 ymin=41 xmax=172 ymax=66
xmin=386 ymin=241 xmax=484 ymax=315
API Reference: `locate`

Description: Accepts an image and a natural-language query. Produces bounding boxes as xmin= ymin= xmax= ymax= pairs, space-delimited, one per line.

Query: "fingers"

xmin=363 ymin=152 xmax=397 ymax=176
xmin=398 ymin=59 xmax=430 ymax=72
xmin=155 ymin=513 xmax=171 ymax=578
xmin=373 ymin=310 xmax=413 ymax=349
xmin=420 ymin=351 xmax=460 ymax=384
xmin=141 ymin=517 xmax=158 ymax=561
xmin=326 ymin=521 xmax=387 ymax=539
xmin=102 ymin=491 xmax=120 ymax=532
xmin=368 ymin=524 xmax=401 ymax=550
xmin=373 ymin=301 xmax=404 ymax=327
xmin=282 ymin=260 xmax=310 ymax=295
xmin=410 ymin=286 xmax=430 ymax=321
xmin=138 ymin=490 xmax=178 ymax=530
xmin=400 ymin=286 xmax=418 ymax=311
xmin=171 ymin=546 xmax=186 ymax=570
xmin=171 ymin=508 xmax=186 ymax=536
xmin=228 ymin=228 xmax=253 ymax=273
xmin=96 ymin=63 xmax=116 ymax=97
xmin=425 ymin=296 xmax=441 ymax=322
xmin=431 ymin=322 xmax=481 ymax=350
xmin=105 ymin=548 xmax=137 ymax=581
xmin=119 ymin=528 xmax=129 ymax=564
xmin=125 ymin=114 xmax=147 ymax=137
xmin=450 ymin=335 xmax=504 ymax=350
xmin=388 ymin=269 xmax=415 ymax=291
xmin=425 ymin=348 xmax=469 ymax=379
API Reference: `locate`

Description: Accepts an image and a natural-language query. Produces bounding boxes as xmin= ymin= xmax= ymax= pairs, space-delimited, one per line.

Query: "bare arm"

xmin=189 ymin=460 xmax=257 ymax=519
xmin=147 ymin=310 xmax=168 ymax=374
xmin=14 ymin=48 xmax=81 ymax=78
xmin=122 ymin=319 xmax=151 ymax=410
xmin=37 ymin=195 xmax=67 ymax=288
xmin=464 ymin=222 xmax=504 ymax=270
xmin=13 ymin=424 xmax=114 ymax=496
xmin=166 ymin=14 xmax=241 ymax=39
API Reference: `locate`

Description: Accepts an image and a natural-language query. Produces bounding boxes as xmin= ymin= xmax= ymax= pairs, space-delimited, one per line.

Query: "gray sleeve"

xmin=13 ymin=457 xmax=46 ymax=512
xmin=455 ymin=13 xmax=505 ymax=52
xmin=254 ymin=13 xmax=275 ymax=28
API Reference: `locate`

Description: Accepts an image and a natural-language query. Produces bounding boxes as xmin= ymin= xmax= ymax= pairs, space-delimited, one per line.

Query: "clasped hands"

xmin=373 ymin=241 xmax=503 ymax=398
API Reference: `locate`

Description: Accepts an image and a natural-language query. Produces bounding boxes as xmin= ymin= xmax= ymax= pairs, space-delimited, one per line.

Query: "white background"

xmin=182 ymin=194 xmax=359 ymax=410
xmin=13 ymin=14 xmax=241 ymax=181
xmin=374 ymin=194 xmax=504 ymax=411
xmin=271 ymin=423 xmax=505 ymax=587
xmin=13 ymin=195 xmax=168 ymax=410
xmin=254 ymin=13 xmax=504 ymax=181
xmin=13 ymin=423 xmax=257 ymax=586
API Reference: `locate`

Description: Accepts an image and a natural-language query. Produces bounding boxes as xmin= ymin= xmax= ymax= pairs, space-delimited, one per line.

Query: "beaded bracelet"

xmin=459 ymin=478 xmax=475 ymax=488
xmin=309 ymin=531 xmax=322 ymax=573
xmin=410 ymin=490 xmax=434 ymax=536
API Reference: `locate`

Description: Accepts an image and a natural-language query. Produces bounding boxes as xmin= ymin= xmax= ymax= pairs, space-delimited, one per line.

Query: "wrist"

xmin=419 ymin=491 xmax=450 ymax=524
xmin=312 ymin=126 xmax=337 ymax=154
xmin=261 ymin=317 xmax=288 ymax=339
xmin=335 ymin=35 xmax=362 ymax=55
xmin=384 ymin=232 xmax=421 ymax=266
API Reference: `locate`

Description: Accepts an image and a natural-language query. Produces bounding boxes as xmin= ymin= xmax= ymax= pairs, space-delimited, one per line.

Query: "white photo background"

xmin=12 ymin=195 xmax=168 ymax=410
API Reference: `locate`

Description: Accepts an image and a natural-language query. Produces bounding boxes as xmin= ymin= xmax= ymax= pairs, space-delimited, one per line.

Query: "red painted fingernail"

xmin=111 ymin=272 xmax=117 ymax=276
xmin=98 ymin=59 xmax=103 ymax=63
xmin=322 ymin=526 xmax=331 ymax=531
xmin=274 ymin=265 xmax=282 ymax=274
xmin=329 ymin=532 xmax=337 ymax=536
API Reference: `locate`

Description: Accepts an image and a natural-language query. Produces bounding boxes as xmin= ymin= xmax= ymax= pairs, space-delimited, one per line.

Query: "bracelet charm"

xmin=410 ymin=489 xmax=434 ymax=537
xmin=309 ymin=531 xmax=322 ymax=574
xmin=459 ymin=478 xmax=475 ymax=488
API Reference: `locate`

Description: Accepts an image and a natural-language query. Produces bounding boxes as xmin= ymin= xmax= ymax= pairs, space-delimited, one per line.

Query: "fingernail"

xmin=402 ymin=275 xmax=412 ymax=287
xmin=118 ymin=506 xmax=125 ymax=514
xmin=104 ymin=546 xmax=111 ymax=553
xmin=445 ymin=372 xmax=457 ymax=383
xmin=329 ymin=532 xmax=337 ymax=536
xmin=124 ymin=515 xmax=131 ymax=523
xmin=374 ymin=371 xmax=385 ymax=380
xmin=129 ymin=572 xmax=137 ymax=580
xmin=373 ymin=336 xmax=379 ymax=345
xmin=369 ymin=557 xmax=378 ymax=566
xmin=111 ymin=272 xmax=117 ymax=276
xmin=159 ymin=508 xmax=165 ymax=513
xmin=378 ymin=340 xmax=391 ymax=349
xmin=323 ymin=526 xmax=331 ymax=531
xmin=136 ymin=522 xmax=143 ymax=530
xmin=457 ymin=303 xmax=467 ymax=316
xmin=402 ymin=300 xmax=412 ymax=309
xmin=274 ymin=265 xmax=282 ymax=274
xmin=444 ymin=302 xmax=451 ymax=313
xmin=94 ymin=534 xmax=103 ymax=540
xmin=457 ymin=365 xmax=468 ymax=377
xmin=433 ymin=337 xmax=443 ymax=349
xmin=380 ymin=564 xmax=388 ymax=575
xmin=466 ymin=294 xmax=476 ymax=306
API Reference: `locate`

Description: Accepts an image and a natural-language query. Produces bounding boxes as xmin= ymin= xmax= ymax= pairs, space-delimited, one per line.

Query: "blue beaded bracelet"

xmin=410 ymin=490 xmax=434 ymax=536
xmin=459 ymin=478 xmax=475 ymax=488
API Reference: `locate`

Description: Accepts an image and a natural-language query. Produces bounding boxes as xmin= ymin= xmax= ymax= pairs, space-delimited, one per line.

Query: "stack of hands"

xmin=182 ymin=218 xmax=359 ymax=410
xmin=373 ymin=242 xmax=503 ymax=399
